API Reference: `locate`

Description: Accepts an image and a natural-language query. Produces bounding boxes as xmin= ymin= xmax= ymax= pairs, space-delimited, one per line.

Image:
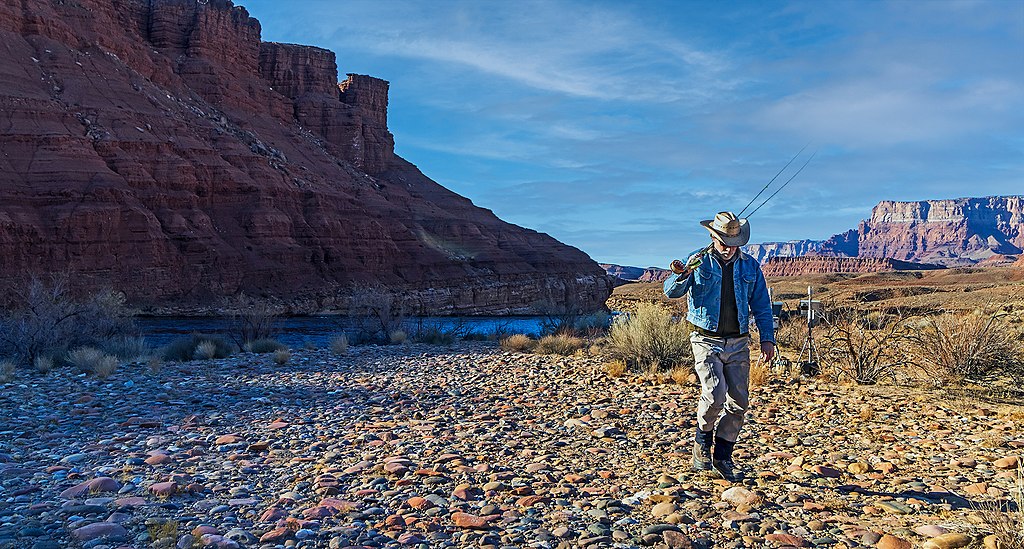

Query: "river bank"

xmin=0 ymin=343 xmax=1020 ymax=549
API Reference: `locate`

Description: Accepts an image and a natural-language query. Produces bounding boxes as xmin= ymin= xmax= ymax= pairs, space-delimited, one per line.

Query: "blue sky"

xmin=243 ymin=0 xmax=1024 ymax=268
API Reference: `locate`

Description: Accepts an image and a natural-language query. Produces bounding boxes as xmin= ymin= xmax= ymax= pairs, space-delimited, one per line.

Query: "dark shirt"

xmin=708 ymin=250 xmax=742 ymax=338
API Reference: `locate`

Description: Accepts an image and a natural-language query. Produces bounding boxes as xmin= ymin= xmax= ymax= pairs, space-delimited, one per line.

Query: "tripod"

xmin=797 ymin=286 xmax=820 ymax=376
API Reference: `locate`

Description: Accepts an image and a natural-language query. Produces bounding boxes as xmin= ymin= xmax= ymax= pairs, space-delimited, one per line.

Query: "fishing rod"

xmin=670 ymin=148 xmax=816 ymax=274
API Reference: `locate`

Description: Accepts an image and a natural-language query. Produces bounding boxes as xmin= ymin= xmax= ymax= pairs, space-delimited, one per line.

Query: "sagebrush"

xmin=910 ymin=309 xmax=1022 ymax=382
xmin=605 ymin=302 xmax=692 ymax=372
xmin=0 ymin=276 xmax=134 ymax=367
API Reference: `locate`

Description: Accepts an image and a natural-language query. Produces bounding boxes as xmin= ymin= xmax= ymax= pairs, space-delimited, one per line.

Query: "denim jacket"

xmin=663 ymin=247 xmax=775 ymax=343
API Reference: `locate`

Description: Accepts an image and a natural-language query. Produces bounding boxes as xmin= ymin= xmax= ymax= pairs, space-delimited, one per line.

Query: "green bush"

xmin=606 ymin=302 xmax=692 ymax=371
xmin=245 ymin=338 xmax=287 ymax=353
xmin=160 ymin=334 xmax=234 ymax=362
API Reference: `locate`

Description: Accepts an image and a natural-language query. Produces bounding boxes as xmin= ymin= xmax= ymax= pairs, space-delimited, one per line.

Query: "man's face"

xmin=712 ymin=237 xmax=739 ymax=260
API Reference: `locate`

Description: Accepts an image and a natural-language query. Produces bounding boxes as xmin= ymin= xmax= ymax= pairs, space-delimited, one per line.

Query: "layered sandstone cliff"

xmin=600 ymin=264 xmax=671 ymax=284
xmin=760 ymin=257 xmax=943 ymax=277
xmin=747 ymin=197 xmax=1022 ymax=268
xmin=0 ymin=0 xmax=611 ymax=314
xmin=857 ymin=197 xmax=1024 ymax=265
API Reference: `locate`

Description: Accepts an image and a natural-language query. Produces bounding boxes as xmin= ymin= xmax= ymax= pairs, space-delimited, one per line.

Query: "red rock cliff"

xmin=857 ymin=196 xmax=1024 ymax=266
xmin=0 ymin=0 xmax=611 ymax=314
xmin=761 ymin=257 xmax=943 ymax=277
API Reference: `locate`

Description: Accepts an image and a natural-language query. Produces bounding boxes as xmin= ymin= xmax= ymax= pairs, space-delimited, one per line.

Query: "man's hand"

xmin=760 ymin=341 xmax=776 ymax=364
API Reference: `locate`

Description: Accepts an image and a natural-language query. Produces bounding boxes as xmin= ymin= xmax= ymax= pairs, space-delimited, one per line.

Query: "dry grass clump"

xmin=272 ymin=349 xmax=291 ymax=365
xmin=749 ymin=360 xmax=771 ymax=388
xmin=976 ymin=464 xmax=1023 ymax=549
xmin=34 ymin=355 xmax=54 ymax=374
xmin=535 ymin=334 xmax=585 ymax=355
xmin=389 ymin=330 xmax=407 ymax=345
xmin=330 ymin=334 xmax=349 ymax=355
xmin=911 ymin=309 xmax=1022 ymax=383
xmin=605 ymin=302 xmax=691 ymax=372
xmin=161 ymin=334 xmax=233 ymax=362
xmin=66 ymin=347 xmax=118 ymax=378
xmin=194 ymin=340 xmax=218 ymax=360
xmin=603 ymin=359 xmax=627 ymax=378
xmin=500 ymin=334 xmax=535 ymax=353
xmin=0 ymin=360 xmax=14 ymax=383
xmin=244 ymin=338 xmax=286 ymax=354
xmin=669 ymin=366 xmax=693 ymax=385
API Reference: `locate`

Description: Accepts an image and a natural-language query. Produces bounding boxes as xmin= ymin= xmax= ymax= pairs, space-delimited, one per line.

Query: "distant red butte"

xmin=761 ymin=257 xmax=944 ymax=277
xmin=0 ymin=0 xmax=611 ymax=314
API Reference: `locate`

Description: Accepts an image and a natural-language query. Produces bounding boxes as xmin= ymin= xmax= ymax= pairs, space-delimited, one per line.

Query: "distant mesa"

xmin=599 ymin=264 xmax=670 ymax=285
xmin=759 ymin=257 xmax=944 ymax=277
xmin=0 ymin=0 xmax=611 ymax=314
xmin=745 ymin=196 xmax=1024 ymax=268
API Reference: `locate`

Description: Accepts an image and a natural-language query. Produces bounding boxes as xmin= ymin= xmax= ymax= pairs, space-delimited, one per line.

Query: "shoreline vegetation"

xmin=0 ymin=270 xmax=1022 ymax=548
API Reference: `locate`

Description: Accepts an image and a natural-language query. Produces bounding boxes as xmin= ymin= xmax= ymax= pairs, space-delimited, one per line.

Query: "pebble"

xmin=0 ymin=344 xmax=1019 ymax=548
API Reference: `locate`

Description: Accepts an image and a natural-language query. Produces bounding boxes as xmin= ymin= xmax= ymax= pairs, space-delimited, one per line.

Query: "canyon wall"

xmin=0 ymin=0 xmax=611 ymax=314
xmin=746 ymin=197 xmax=1022 ymax=268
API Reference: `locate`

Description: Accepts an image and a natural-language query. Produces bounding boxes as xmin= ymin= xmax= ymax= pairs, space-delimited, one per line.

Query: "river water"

xmin=134 ymin=316 xmax=550 ymax=348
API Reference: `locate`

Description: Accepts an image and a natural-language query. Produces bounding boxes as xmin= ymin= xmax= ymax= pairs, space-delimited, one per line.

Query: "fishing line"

xmin=745 ymin=149 xmax=817 ymax=218
xmin=737 ymin=144 xmax=809 ymax=218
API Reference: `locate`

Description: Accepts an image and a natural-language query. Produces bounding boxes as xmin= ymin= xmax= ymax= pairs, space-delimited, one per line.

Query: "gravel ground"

xmin=0 ymin=342 xmax=1021 ymax=549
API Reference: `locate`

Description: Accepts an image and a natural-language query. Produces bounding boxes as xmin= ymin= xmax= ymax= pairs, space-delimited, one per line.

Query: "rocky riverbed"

xmin=1 ymin=343 xmax=1021 ymax=549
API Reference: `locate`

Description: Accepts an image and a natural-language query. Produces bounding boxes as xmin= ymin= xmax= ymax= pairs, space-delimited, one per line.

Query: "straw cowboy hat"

xmin=700 ymin=211 xmax=750 ymax=247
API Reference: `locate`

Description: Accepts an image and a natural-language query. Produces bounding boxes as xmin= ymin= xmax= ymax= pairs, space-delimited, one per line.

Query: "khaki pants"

xmin=690 ymin=332 xmax=750 ymax=443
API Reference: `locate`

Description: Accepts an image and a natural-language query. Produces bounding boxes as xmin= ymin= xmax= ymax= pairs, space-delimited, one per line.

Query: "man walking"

xmin=663 ymin=211 xmax=775 ymax=481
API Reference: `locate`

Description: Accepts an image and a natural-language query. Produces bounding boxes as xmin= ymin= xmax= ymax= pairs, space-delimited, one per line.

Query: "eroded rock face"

xmin=600 ymin=264 xmax=670 ymax=284
xmin=857 ymin=197 xmax=1024 ymax=266
xmin=0 ymin=0 xmax=611 ymax=314
xmin=761 ymin=257 xmax=943 ymax=277
xmin=747 ymin=197 xmax=1023 ymax=267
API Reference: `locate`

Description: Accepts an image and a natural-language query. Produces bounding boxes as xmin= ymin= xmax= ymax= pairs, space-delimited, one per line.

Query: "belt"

xmin=694 ymin=326 xmax=746 ymax=339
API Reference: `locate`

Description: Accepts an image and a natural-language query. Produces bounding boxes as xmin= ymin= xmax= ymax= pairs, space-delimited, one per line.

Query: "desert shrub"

xmin=245 ymin=338 xmax=286 ymax=354
xmin=822 ymin=306 xmax=916 ymax=384
xmin=0 ymin=276 xmax=133 ymax=367
xmin=227 ymin=294 xmax=279 ymax=349
xmin=605 ymin=302 xmax=692 ymax=372
xmin=461 ymin=330 xmax=489 ymax=341
xmin=348 ymin=285 xmax=405 ymax=344
xmin=330 ymin=334 xmax=349 ymax=355
xmin=404 ymin=319 xmax=459 ymax=345
xmin=161 ymin=334 xmax=233 ymax=362
xmin=272 ymin=349 xmax=291 ymax=365
xmin=910 ymin=309 xmax=1022 ymax=382
xmin=66 ymin=347 xmax=119 ymax=378
xmin=501 ymin=334 xmax=535 ymax=353
xmin=535 ymin=300 xmax=609 ymax=336
xmin=534 ymin=334 xmax=585 ymax=355
xmin=0 ymin=360 xmax=14 ymax=383
xmin=389 ymin=330 xmax=408 ymax=345
xmin=101 ymin=335 xmax=151 ymax=361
